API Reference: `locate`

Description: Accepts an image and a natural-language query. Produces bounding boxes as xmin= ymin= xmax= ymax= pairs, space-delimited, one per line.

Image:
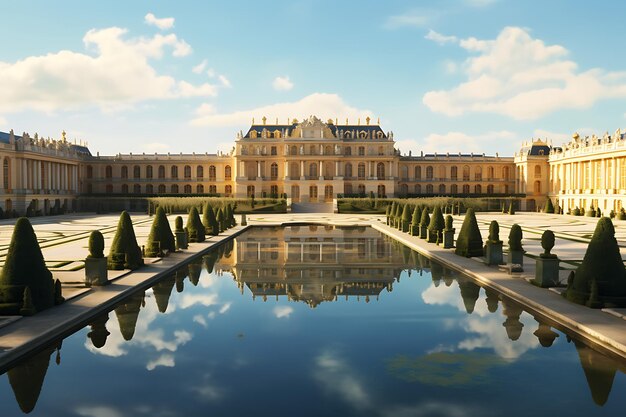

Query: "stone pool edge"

xmin=371 ymin=221 xmax=626 ymax=361
xmin=0 ymin=224 xmax=251 ymax=372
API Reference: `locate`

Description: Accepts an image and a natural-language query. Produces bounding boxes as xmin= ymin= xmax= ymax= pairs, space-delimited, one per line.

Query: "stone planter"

xmin=85 ymin=257 xmax=108 ymax=286
xmin=485 ymin=241 xmax=503 ymax=265
xmin=427 ymin=229 xmax=438 ymax=243
xmin=409 ymin=224 xmax=419 ymax=236
xmin=176 ymin=231 xmax=188 ymax=249
xmin=419 ymin=226 xmax=428 ymax=239
xmin=508 ymin=250 xmax=524 ymax=272
xmin=402 ymin=221 xmax=410 ymax=233
xmin=533 ymin=256 xmax=559 ymax=287
xmin=443 ymin=229 xmax=455 ymax=248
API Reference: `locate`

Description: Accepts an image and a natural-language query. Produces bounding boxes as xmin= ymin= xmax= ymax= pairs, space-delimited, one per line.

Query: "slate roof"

xmin=243 ymin=123 xmax=387 ymax=139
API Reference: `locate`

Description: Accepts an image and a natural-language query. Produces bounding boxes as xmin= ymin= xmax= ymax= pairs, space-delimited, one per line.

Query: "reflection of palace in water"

xmin=217 ymin=226 xmax=416 ymax=308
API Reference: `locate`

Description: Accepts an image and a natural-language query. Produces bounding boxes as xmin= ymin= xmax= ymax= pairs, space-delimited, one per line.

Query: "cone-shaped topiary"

xmin=203 ymin=204 xmax=219 ymax=236
xmin=544 ymin=198 xmax=555 ymax=214
xmin=145 ymin=207 xmax=176 ymax=257
xmin=455 ymin=208 xmax=484 ymax=257
xmin=393 ymin=202 xmax=402 ymax=228
xmin=107 ymin=211 xmax=144 ymax=270
xmin=175 ymin=216 xmax=184 ymax=232
xmin=401 ymin=204 xmax=411 ymax=233
xmin=7 ymin=345 xmax=54 ymax=413
xmin=152 ymin=275 xmax=175 ymax=313
xmin=385 ymin=205 xmax=392 ymax=225
xmin=596 ymin=207 xmax=602 ymax=217
xmin=186 ymin=207 xmax=205 ymax=242
xmin=419 ymin=207 xmax=430 ymax=239
xmin=619 ymin=208 xmax=626 ymax=220
xmin=0 ymin=217 xmax=54 ymax=313
xmin=508 ymin=200 xmax=515 ymax=215
xmin=241 ymin=214 xmax=248 ymax=226
xmin=227 ymin=203 xmax=237 ymax=227
xmin=409 ymin=206 xmax=421 ymax=236
xmin=87 ymin=230 xmax=105 ymax=258
xmin=428 ymin=206 xmax=445 ymax=244
xmin=508 ymin=224 xmax=523 ymax=251
xmin=217 ymin=208 xmax=226 ymax=232
xmin=565 ymin=217 xmax=626 ymax=307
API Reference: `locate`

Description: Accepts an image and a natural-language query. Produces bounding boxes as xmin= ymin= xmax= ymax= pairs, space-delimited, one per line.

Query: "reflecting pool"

xmin=1 ymin=226 xmax=625 ymax=416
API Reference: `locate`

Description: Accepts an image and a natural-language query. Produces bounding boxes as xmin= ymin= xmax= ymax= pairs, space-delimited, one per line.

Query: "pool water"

xmin=1 ymin=226 xmax=625 ymax=417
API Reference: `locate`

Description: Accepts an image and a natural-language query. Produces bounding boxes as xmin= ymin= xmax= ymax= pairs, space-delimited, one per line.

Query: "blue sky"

xmin=1 ymin=0 xmax=625 ymax=156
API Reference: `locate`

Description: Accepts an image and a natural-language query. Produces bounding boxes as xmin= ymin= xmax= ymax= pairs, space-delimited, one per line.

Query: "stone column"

xmin=335 ymin=161 xmax=339 ymax=177
xmin=301 ymin=161 xmax=305 ymax=179
xmin=319 ymin=160 xmax=322 ymax=178
xmin=257 ymin=161 xmax=261 ymax=179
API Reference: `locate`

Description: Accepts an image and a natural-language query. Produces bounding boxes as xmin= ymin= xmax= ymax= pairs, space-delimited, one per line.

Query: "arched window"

xmin=401 ymin=165 xmax=408 ymax=180
xmin=534 ymin=165 xmax=541 ymax=178
xmin=171 ymin=166 xmax=178 ymax=179
xmin=146 ymin=184 xmax=153 ymax=194
xmin=377 ymin=163 xmax=385 ymax=180
xmin=184 ymin=184 xmax=192 ymax=194
xmin=247 ymin=185 xmax=255 ymax=197
xmin=414 ymin=184 xmax=421 ymax=194
xmin=450 ymin=166 xmax=458 ymax=180
xmin=487 ymin=166 xmax=494 ymax=179
xmin=377 ymin=184 xmax=386 ymax=197
xmin=171 ymin=184 xmax=179 ymax=193
xmin=358 ymin=146 xmax=365 ymax=156
xmin=158 ymin=165 xmax=165 ymax=179
xmin=209 ymin=165 xmax=216 ymax=181
xmin=146 ymin=166 xmax=153 ymax=179
xmin=158 ymin=184 xmax=166 ymax=193
xmin=358 ymin=184 xmax=367 ymax=195
xmin=105 ymin=165 xmax=112 ymax=179
xmin=415 ymin=166 xmax=421 ymax=180
xmin=357 ymin=163 xmax=365 ymax=179
xmin=426 ymin=184 xmax=433 ymax=194
xmin=133 ymin=165 xmax=140 ymax=179
xmin=475 ymin=184 xmax=482 ymax=194
xmin=426 ymin=166 xmax=433 ymax=179
xmin=106 ymin=184 xmax=113 ymax=194
xmin=451 ymin=184 xmax=458 ymax=194
xmin=463 ymin=184 xmax=470 ymax=194
xmin=344 ymin=147 xmax=352 ymax=156
xmin=345 ymin=163 xmax=353 ymax=178
xmin=121 ymin=166 xmax=128 ymax=179
xmin=290 ymin=162 xmax=299 ymax=179
xmin=133 ymin=184 xmax=141 ymax=194
xmin=439 ymin=184 xmax=446 ymax=194
xmin=309 ymin=163 xmax=318 ymax=178
xmin=271 ymin=163 xmax=278 ymax=180
xmin=121 ymin=184 xmax=129 ymax=193
xmin=197 ymin=166 xmax=203 ymax=178
xmin=534 ymin=180 xmax=541 ymax=193
xmin=225 ymin=165 xmax=232 ymax=180
xmin=184 ymin=165 xmax=191 ymax=179
xmin=86 ymin=165 xmax=93 ymax=179
xmin=487 ymin=184 xmax=494 ymax=194
xmin=463 ymin=165 xmax=470 ymax=181
xmin=310 ymin=145 xmax=317 ymax=155
xmin=344 ymin=184 xmax=353 ymax=195
xmin=474 ymin=166 xmax=482 ymax=181
xmin=503 ymin=166 xmax=510 ymax=180
xmin=225 ymin=185 xmax=232 ymax=195
xmin=272 ymin=185 xmax=280 ymax=197
xmin=197 ymin=184 xmax=204 ymax=194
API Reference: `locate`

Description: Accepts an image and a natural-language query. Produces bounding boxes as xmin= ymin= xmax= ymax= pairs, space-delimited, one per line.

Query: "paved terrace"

xmin=0 ymin=211 xmax=625 ymax=370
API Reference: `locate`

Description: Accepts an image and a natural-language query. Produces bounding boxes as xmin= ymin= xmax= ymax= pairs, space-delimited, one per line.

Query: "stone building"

xmin=1 ymin=117 xmax=625 ymax=214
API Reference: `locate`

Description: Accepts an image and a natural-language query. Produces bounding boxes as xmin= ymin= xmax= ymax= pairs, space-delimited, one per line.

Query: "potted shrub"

xmin=507 ymin=224 xmax=524 ymax=271
xmin=485 ymin=220 xmax=503 ymax=265
xmin=85 ymin=230 xmax=108 ymax=286
xmin=186 ymin=207 xmax=205 ymax=242
xmin=145 ymin=207 xmax=175 ymax=257
xmin=532 ymin=230 xmax=559 ymax=287
xmin=174 ymin=216 xmax=188 ymax=249
xmin=401 ymin=204 xmax=411 ymax=233
xmin=409 ymin=206 xmax=421 ymax=236
xmin=443 ymin=215 xmax=455 ymax=249
xmin=419 ymin=207 xmax=430 ymax=239
xmin=428 ymin=206 xmax=445 ymax=244
xmin=107 ymin=211 xmax=144 ymax=270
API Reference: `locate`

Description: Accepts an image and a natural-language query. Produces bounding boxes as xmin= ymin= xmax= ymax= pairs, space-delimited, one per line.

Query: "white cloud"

xmin=395 ymin=130 xmax=517 ymax=154
xmin=179 ymin=293 xmax=219 ymax=309
xmin=193 ymin=314 xmax=208 ymax=328
xmin=273 ymin=305 xmax=294 ymax=318
xmin=75 ymin=406 xmax=124 ymax=417
xmin=444 ymin=60 xmax=458 ymax=74
xmin=0 ymin=26 xmax=213 ymax=114
xmin=190 ymin=93 xmax=372 ymax=127
xmin=273 ymin=76 xmax=294 ymax=91
xmin=219 ymin=302 xmax=232 ymax=314
xmin=146 ymin=353 xmax=175 ymax=370
xmin=218 ymin=75 xmax=232 ymax=88
xmin=384 ymin=10 xmax=433 ymax=29
xmin=425 ymin=29 xmax=458 ymax=45
xmin=423 ymin=26 xmax=626 ymax=120
xmin=193 ymin=59 xmax=207 ymax=74
xmin=144 ymin=13 xmax=175 ymax=30
xmin=314 ymin=350 xmax=371 ymax=410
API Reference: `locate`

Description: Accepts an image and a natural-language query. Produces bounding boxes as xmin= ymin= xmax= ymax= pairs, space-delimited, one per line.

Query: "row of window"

xmin=241 ymin=145 xmax=388 ymax=156
xmin=248 ymin=130 xmax=385 ymax=140
xmin=403 ymin=165 xmax=512 ymax=181
xmin=90 ymin=184 xmax=233 ymax=195
xmin=86 ymin=165 xmax=232 ymax=180
xmin=398 ymin=184 xmax=510 ymax=194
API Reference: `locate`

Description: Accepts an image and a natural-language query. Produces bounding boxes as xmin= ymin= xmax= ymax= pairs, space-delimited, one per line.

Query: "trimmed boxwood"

xmin=0 ymin=217 xmax=55 ymax=314
xmin=428 ymin=206 xmax=445 ymax=243
xmin=565 ymin=217 xmax=626 ymax=307
xmin=186 ymin=207 xmax=206 ymax=242
xmin=401 ymin=204 xmax=411 ymax=233
xmin=455 ymin=208 xmax=484 ymax=257
xmin=145 ymin=207 xmax=176 ymax=257
xmin=543 ymin=198 xmax=555 ymax=214
xmin=508 ymin=224 xmax=523 ymax=251
xmin=87 ymin=230 xmax=105 ymax=258
xmin=107 ymin=211 xmax=144 ymax=270
xmin=202 ymin=203 xmax=219 ymax=236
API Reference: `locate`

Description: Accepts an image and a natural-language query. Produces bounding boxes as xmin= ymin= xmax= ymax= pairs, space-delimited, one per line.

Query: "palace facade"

xmin=0 ymin=116 xmax=624 ymax=214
